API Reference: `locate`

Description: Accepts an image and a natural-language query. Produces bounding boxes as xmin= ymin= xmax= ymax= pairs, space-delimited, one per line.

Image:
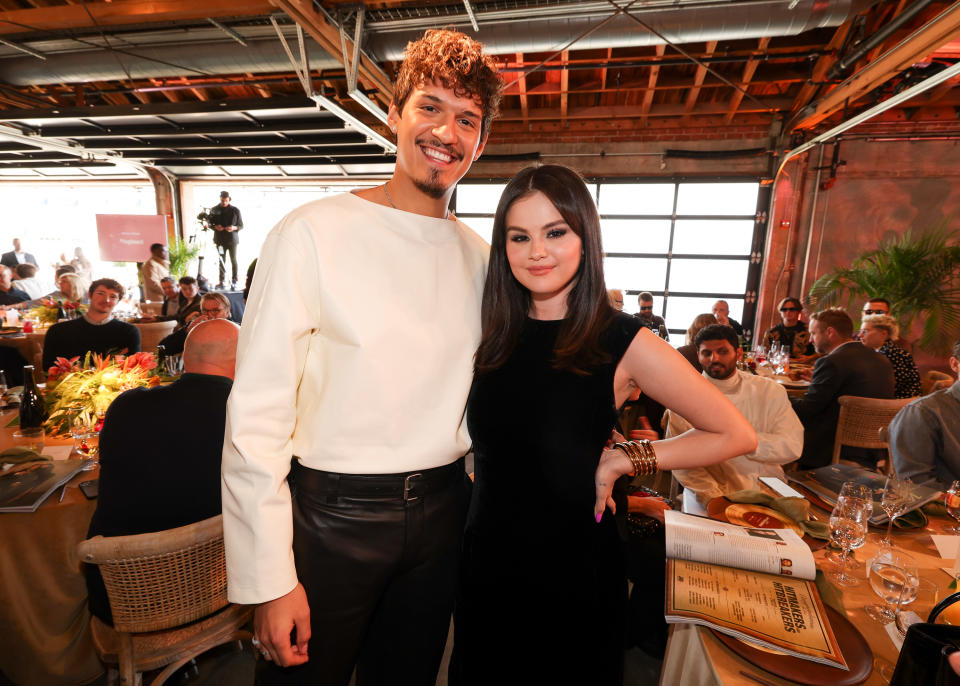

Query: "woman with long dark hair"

xmin=451 ymin=165 xmax=756 ymax=684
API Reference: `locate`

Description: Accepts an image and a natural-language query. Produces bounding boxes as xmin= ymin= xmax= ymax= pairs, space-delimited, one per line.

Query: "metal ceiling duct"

xmin=364 ymin=0 xmax=879 ymax=60
xmin=0 ymin=0 xmax=877 ymax=86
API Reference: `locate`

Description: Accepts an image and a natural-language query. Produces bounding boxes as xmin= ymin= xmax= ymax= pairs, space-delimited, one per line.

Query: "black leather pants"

xmin=257 ymin=458 xmax=471 ymax=686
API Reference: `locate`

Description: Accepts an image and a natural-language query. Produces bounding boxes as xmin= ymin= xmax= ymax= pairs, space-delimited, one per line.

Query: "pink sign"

xmin=96 ymin=214 xmax=168 ymax=262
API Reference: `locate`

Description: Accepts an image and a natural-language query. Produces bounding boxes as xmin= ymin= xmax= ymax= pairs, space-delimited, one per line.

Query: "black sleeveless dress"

xmin=451 ymin=312 xmax=642 ymax=685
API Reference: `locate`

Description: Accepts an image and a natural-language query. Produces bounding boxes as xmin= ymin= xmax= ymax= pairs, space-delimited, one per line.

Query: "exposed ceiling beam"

xmin=560 ymin=50 xmax=569 ymax=124
xmin=270 ymin=0 xmax=393 ymax=106
xmin=791 ymin=2 xmax=960 ymax=130
xmin=726 ymin=37 xmax=770 ymax=123
xmin=790 ymin=19 xmax=854 ymax=114
xmin=516 ymin=52 xmax=528 ymax=127
xmin=684 ymin=40 xmax=718 ymax=114
xmin=0 ymin=95 xmax=317 ymax=120
xmin=0 ymin=0 xmax=274 ymax=36
xmin=642 ymin=44 xmax=666 ymax=116
xmin=76 ymin=132 xmax=368 ymax=149
xmin=36 ymin=116 xmax=347 ymax=137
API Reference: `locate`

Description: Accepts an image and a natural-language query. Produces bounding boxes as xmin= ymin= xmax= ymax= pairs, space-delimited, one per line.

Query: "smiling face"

xmin=89 ymin=285 xmax=120 ymax=317
xmin=504 ymin=191 xmax=582 ymax=318
xmin=160 ymin=280 xmax=178 ymax=300
xmin=388 ymin=81 xmax=486 ymax=201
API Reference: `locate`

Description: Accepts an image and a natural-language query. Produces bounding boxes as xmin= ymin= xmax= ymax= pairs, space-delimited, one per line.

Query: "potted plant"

xmin=808 ymin=222 xmax=960 ymax=355
xmin=167 ymin=238 xmax=201 ymax=279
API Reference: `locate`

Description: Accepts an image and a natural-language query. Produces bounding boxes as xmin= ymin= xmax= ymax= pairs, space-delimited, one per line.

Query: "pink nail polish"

xmin=595 ymin=512 xmax=602 ymax=523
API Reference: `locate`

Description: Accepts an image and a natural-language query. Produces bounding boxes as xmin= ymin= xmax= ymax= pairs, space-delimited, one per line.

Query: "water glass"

xmin=827 ymin=483 xmax=874 ymax=567
xmin=164 ymin=354 xmax=183 ymax=377
xmin=828 ymin=497 xmax=870 ymax=587
xmin=72 ymin=421 xmax=101 ymax=470
xmin=866 ymin=549 xmax=918 ymax=623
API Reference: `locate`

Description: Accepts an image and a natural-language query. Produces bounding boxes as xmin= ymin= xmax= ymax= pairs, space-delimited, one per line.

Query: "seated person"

xmin=175 ymin=276 xmax=202 ymax=328
xmin=0 ymin=265 xmax=29 ymax=306
xmin=791 ymin=308 xmax=894 ymax=468
xmin=84 ymin=319 xmax=241 ymax=624
xmin=765 ymin=297 xmax=814 ymax=358
xmin=158 ymin=292 xmax=232 ymax=356
xmin=606 ymin=288 xmax=624 ymax=311
xmin=675 ymin=313 xmax=718 ymax=373
xmin=665 ymin=324 xmax=803 ymax=505
xmin=712 ymin=299 xmax=743 ymax=337
xmin=160 ymin=277 xmax=180 ymax=320
xmin=12 ymin=263 xmax=45 ymax=300
xmin=890 ymin=340 xmax=960 ymax=489
xmin=859 ymin=314 xmax=921 ymax=399
xmin=634 ymin=291 xmax=669 ymax=340
xmin=42 ymin=279 xmax=141 ymax=370
xmin=38 ymin=271 xmax=88 ymax=306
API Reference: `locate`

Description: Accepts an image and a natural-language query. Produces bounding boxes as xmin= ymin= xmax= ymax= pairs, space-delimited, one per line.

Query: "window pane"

xmin=600 ymin=219 xmax=671 ymax=254
xmin=463 ymin=217 xmax=494 ymax=245
xmin=665 ymin=297 xmax=722 ymax=337
xmin=455 ymin=184 xmax=506 ymax=214
xmin=676 ymin=182 xmax=758 ymax=216
xmin=603 ymin=257 xmax=667 ymax=293
xmin=668 ymin=259 xmax=749 ymax=293
xmin=598 ymin=183 xmax=674 ymax=216
xmin=672 ymin=219 xmax=754 ymax=256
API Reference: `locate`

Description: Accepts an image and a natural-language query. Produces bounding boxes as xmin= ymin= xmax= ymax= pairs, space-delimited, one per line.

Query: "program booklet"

xmin=0 ymin=460 xmax=85 ymax=513
xmin=786 ymin=463 xmax=941 ymax=525
xmin=664 ymin=511 xmax=847 ymax=670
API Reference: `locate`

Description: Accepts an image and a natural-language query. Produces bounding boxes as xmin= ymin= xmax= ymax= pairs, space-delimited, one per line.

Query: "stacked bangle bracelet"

xmin=613 ymin=439 xmax=659 ymax=484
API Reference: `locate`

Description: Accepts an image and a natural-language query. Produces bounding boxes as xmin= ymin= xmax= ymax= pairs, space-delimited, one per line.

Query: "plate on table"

xmin=711 ymin=605 xmax=873 ymax=686
xmin=774 ymin=375 xmax=810 ymax=388
xmin=707 ymin=497 xmax=827 ymax=550
xmin=0 ymin=326 xmax=20 ymax=335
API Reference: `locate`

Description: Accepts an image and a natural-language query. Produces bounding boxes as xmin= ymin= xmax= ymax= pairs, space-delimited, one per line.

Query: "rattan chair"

xmin=134 ymin=320 xmax=177 ymax=355
xmin=922 ymin=370 xmax=954 ymax=396
xmin=77 ymin=515 xmax=252 ymax=686
xmin=830 ymin=395 xmax=916 ymax=468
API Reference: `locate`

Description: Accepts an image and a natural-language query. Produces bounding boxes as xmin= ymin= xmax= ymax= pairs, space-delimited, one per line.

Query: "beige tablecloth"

xmin=0 ymin=417 xmax=102 ymax=686
xmin=660 ymin=514 xmax=957 ymax=686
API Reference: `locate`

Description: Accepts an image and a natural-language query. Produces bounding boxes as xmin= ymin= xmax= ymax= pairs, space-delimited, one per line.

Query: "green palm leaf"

xmin=809 ymin=220 xmax=960 ymax=354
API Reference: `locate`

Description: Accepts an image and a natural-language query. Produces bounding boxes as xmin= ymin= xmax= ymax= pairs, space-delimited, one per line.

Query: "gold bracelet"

xmin=613 ymin=441 xmax=642 ymax=477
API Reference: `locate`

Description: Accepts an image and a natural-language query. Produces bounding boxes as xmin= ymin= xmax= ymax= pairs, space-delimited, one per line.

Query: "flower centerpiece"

xmin=29 ymin=297 xmax=87 ymax=325
xmin=44 ymin=352 xmax=160 ymax=436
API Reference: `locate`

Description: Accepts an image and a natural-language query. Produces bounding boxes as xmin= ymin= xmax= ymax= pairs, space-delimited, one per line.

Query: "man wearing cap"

xmin=207 ymin=191 xmax=243 ymax=290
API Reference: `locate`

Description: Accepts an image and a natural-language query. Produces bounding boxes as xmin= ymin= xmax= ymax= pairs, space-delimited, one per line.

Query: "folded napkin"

xmin=815 ymin=570 xmax=846 ymax=614
xmin=0 ymin=446 xmax=51 ymax=466
xmin=892 ymin=508 xmax=927 ymax=529
xmin=725 ymin=489 xmax=830 ymax=540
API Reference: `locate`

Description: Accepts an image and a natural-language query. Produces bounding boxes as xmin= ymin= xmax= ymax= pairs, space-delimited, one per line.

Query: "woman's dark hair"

xmin=474 ymin=164 xmax=612 ymax=375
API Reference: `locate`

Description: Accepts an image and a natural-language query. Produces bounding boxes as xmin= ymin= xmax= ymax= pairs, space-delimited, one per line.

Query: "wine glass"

xmin=0 ymin=369 xmax=8 ymax=409
xmin=827 ymin=483 xmax=874 ymax=567
xmin=865 ymin=549 xmax=918 ymax=623
xmin=72 ymin=418 xmax=101 ymax=471
xmin=944 ymin=481 xmax=960 ymax=534
xmin=877 ymin=476 xmax=910 ymax=547
xmin=827 ymin=497 xmax=870 ymax=587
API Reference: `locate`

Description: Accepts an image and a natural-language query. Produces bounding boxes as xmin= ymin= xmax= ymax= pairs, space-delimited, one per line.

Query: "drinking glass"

xmin=164 ymin=354 xmax=183 ymax=377
xmin=828 ymin=497 xmax=870 ymax=587
xmin=895 ymin=577 xmax=938 ymax=637
xmin=72 ymin=419 xmax=101 ymax=471
xmin=0 ymin=369 xmax=7 ymax=409
xmin=866 ymin=549 xmax=918 ymax=623
xmin=877 ymin=476 xmax=910 ymax=547
xmin=945 ymin=481 xmax=960 ymax=534
xmin=827 ymin=483 xmax=874 ymax=567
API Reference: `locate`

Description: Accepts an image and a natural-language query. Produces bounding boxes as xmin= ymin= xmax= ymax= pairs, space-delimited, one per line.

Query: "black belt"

xmin=290 ymin=457 xmax=465 ymax=503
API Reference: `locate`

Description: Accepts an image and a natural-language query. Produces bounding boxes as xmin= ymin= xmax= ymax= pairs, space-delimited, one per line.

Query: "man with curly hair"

xmin=222 ymin=29 xmax=502 ymax=685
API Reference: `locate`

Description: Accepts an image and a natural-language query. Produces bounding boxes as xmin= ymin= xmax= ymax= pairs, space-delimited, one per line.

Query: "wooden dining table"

xmin=0 ymin=410 xmax=103 ymax=686
xmin=659 ymin=498 xmax=960 ymax=686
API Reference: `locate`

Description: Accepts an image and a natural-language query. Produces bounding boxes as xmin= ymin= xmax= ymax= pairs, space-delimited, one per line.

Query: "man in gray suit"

xmin=792 ymin=307 xmax=894 ymax=468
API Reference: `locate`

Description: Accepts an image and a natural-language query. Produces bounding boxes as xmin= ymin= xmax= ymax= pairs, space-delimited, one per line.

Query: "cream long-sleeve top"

xmin=221 ymin=192 xmax=489 ymax=604
xmin=665 ymin=369 xmax=803 ymax=504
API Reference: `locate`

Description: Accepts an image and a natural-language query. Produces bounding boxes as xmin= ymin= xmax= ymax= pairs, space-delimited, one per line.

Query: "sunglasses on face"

xmin=640 ymin=306 xmax=653 ymax=311
xmin=780 ymin=307 xmax=801 ymax=312
xmin=863 ymin=309 xmax=886 ymax=315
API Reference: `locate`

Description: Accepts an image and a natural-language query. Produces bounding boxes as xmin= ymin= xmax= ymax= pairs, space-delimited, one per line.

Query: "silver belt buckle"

xmin=403 ymin=473 xmax=423 ymax=503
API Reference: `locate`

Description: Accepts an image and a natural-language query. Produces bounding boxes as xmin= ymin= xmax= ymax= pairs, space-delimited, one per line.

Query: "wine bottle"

xmin=19 ymin=365 xmax=46 ymax=430
xmin=56 ymin=302 xmax=66 ymax=321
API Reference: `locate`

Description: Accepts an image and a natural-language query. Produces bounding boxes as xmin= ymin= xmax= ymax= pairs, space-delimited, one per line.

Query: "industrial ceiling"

xmin=0 ymin=0 xmax=956 ymax=179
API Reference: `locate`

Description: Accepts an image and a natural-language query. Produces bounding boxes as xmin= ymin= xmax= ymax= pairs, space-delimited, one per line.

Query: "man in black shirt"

xmin=42 ymin=278 xmax=140 ymax=369
xmin=634 ymin=291 xmax=669 ymax=340
xmin=0 ymin=264 xmax=29 ymax=306
xmin=207 ymin=190 xmax=243 ymax=290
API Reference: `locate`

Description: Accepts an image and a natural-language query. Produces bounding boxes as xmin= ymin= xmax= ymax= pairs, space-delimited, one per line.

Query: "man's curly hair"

xmin=394 ymin=29 xmax=503 ymax=139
